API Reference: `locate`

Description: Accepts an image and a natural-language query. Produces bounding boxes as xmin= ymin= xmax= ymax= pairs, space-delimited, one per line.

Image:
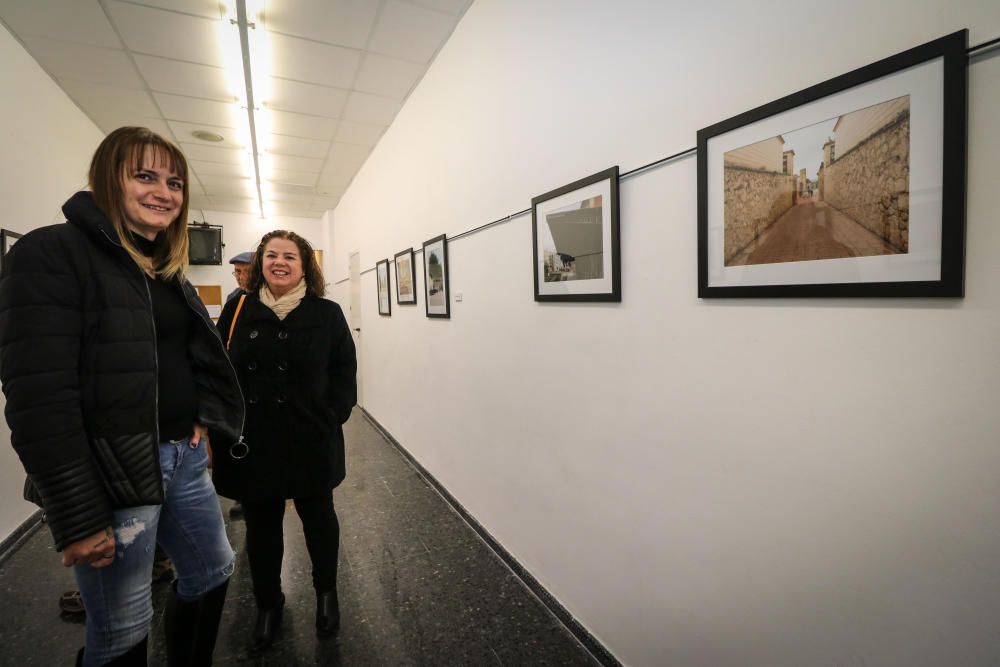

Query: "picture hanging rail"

xmin=697 ymin=29 xmax=969 ymax=298
xmin=354 ymin=30 xmax=996 ymax=304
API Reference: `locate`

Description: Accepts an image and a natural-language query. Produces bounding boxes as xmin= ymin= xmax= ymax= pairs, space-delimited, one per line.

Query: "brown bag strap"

xmin=226 ymin=294 xmax=247 ymax=350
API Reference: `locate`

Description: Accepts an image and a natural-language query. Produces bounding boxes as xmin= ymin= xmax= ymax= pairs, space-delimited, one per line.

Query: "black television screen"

xmin=188 ymin=225 xmax=223 ymax=265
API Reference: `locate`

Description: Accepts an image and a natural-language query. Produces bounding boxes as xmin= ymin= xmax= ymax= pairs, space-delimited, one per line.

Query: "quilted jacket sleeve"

xmin=0 ymin=228 xmax=114 ymax=550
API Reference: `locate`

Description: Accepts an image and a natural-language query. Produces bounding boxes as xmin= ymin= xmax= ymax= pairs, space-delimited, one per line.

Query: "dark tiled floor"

xmin=0 ymin=409 xmax=598 ymax=666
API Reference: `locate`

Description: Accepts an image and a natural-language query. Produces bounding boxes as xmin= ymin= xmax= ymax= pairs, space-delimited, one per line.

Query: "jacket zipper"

xmin=99 ymin=227 xmax=161 ymax=457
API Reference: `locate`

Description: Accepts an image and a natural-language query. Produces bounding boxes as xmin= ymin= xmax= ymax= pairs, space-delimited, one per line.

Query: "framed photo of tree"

xmin=422 ymin=234 xmax=450 ymax=318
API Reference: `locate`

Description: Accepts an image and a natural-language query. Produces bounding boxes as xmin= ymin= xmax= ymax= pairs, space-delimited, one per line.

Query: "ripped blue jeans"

xmin=73 ymin=437 xmax=235 ymax=666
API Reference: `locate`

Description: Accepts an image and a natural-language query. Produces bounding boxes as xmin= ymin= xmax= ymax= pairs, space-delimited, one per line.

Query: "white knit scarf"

xmin=259 ymin=279 xmax=306 ymax=320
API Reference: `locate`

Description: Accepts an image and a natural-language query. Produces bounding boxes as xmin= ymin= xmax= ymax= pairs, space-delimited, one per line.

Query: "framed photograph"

xmin=394 ymin=247 xmax=417 ymax=305
xmin=532 ymin=166 xmax=620 ymax=302
xmin=376 ymin=258 xmax=391 ymax=316
xmin=697 ymin=29 xmax=967 ymax=298
xmin=422 ymin=234 xmax=450 ymax=318
xmin=1 ymin=229 xmax=22 ymax=273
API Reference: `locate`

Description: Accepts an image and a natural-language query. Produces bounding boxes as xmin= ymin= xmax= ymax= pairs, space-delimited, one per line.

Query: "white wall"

xmin=330 ymin=1 xmax=1000 ymax=665
xmin=0 ymin=24 xmax=103 ymax=541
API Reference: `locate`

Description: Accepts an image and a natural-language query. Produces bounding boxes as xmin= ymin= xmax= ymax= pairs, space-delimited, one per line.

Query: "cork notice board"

xmin=194 ymin=284 xmax=223 ymax=321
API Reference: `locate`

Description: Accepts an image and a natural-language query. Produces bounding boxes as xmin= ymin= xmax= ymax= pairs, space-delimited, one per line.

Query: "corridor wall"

xmin=328 ymin=1 xmax=1000 ymax=665
xmin=0 ymin=24 xmax=103 ymax=541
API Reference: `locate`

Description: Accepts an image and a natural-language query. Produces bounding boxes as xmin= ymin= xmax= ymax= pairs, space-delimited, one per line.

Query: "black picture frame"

xmin=532 ymin=166 xmax=621 ymax=302
xmin=376 ymin=258 xmax=391 ymax=316
xmin=1 ymin=229 xmax=22 ymax=273
xmin=697 ymin=29 xmax=967 ymax=298
xmin=394 ymin=247 xmax=417 ymax=305
xmin=422 ymin=234 xmax=450 ymax=319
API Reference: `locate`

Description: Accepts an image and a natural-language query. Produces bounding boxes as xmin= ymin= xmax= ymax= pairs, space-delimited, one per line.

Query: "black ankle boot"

xmin=164 ymin=579 xmax=230 ymax=666
xmin=248 ymin=593 xmax=285 ymax=656
xmin=315 ymin=589 xmax=340 ymax=638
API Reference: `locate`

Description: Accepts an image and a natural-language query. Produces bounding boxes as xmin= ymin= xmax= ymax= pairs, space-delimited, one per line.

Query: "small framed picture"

xmin=697 ymin=30 xmax=967 ymax=297
xmin=394 ymin=247 xmax=417 ymax=305
xmin=422 ymin=234 xmax=450 ymax=319
xmin=1 ymin=229 xmax=22 ymax=273
xmin=376 ymin=258 xmax=391 ymax=316
xmin=532 ymin=166 xmax=621 ymax=302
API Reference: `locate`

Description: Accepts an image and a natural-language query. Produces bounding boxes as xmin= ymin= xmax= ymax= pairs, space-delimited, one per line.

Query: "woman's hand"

xmin=190 ymin=423 xmax=208 ymax=448
xmin=62 ymin=527 xmax=116 ymax=568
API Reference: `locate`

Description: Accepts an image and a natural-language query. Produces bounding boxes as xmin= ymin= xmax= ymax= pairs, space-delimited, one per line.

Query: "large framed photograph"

xmin=697 ymin=30 xmax=967 ymax=298
xmin=394 ymin=247 xmax=417 ymax=305
xmin=376 ymin=258 xmax=391 ymax=316
xmin=422 ymin=234 xmax=450 ymax=318
xmin=532 ymin=166 xmax=620 ymax=302
xmin=1 ymin=229 xmax=22 ymax=273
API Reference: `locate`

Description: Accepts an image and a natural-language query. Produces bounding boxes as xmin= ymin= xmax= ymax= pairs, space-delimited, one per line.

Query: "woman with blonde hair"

xmin=0 ymin=127 xmax=243 ymax=666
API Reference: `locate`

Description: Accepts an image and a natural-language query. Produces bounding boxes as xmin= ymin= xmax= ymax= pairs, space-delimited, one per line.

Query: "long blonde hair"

xmin=88 ymin=127 xmax=190 ymax=279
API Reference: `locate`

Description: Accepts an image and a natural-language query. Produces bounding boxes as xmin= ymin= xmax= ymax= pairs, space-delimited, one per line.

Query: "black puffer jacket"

xmin=0 ymin=192 xmax=244 ymax=550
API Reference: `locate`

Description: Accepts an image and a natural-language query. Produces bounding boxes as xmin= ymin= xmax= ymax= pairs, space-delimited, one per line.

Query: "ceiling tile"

xmin=206 ymin=196 xmax=256 ymax=214
xmin=58 ymin=79 xmax=160 ymax=121
xmin=309 ymin=195 xmax=343 ymax=211
xmin=265 ymin=78 xmax=349 ymax=118
xmin=266 ymin=109 xmax=339 ymax=141
xmin=341 ymin=91 xmax=402 ymax=125
xmin=126 ymin=0 xmax=223 ymax=20
xmin=268 ymin=169 xmax=319 ymax=187
xmin=134 ymin=54 xmax=233 ymax=101
xmin=189 ymin=160 xmax=250 ymax=179
xmin=355 ymin=53 xmax=425 ymax=99
xmin=199 ymin=175 xmax=257 ymax=197
xmin=187 ymin=181 xmax=206 ymax=196
xmin=268 ymin=134 xmax=330 ymax=160
xmin=154 ymin=93 xmax=239 ymax=127
xmin=188 ymin=193 xmax=213 ymax=211
xmin=106 ymin=2 xmax=224 ymax=67
xmin=271 ymin=201 xmax=319 ymax=217
xmin=266 ymin=190 xmax=315 ymax=204
xmin=269 ymin=182 xmax=315 ymax=196
xmin=267 ymin=153 xmax=324 ymax=173
xmin=317 ymin=142 xmax=371 ymax=190
xmin=368 ymin=0 xmax=457 ymax=64
xmin=334 ymin=120 xmax=386 ymax=147
xmin=179 ymin=143 xmax=248 ymax=165
xmin=407 ymin=0 xmax=473 ymax=15
xmin=0 ymin=0 xmax=120 ymax=48
xmin=168 ymin=120 xmax=246 ymax=150
xmin=268 ymin=32 xmax=361 ymax=89
xmin=20 ymin=36 xmax=144 ymax=88
xmin=264 ymin=0 xmax=379 ymax=50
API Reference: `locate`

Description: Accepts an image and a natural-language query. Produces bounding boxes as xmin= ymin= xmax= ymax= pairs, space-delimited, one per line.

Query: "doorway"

xmin=349 ymin=251 xmax=363 ymax=407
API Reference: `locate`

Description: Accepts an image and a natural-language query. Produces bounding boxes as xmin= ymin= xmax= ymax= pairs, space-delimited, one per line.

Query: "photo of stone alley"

xmin=723 ymin=95 xmax=910 ymax=267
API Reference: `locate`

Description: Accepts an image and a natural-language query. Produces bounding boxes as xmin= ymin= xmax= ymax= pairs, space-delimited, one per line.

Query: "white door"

xmin=348 ymin=251 xmax=363 ymax=407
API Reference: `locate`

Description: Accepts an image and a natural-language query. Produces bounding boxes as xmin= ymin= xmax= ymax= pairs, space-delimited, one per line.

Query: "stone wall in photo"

xmin=823 ymin=114 xmax=910 ymax=252
xmin=723 ymin=167 xmax=795 ymax=263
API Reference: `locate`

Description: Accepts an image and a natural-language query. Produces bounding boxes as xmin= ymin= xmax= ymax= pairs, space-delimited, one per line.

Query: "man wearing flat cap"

xmin=227 ymin=251 xmax=252 ymax=303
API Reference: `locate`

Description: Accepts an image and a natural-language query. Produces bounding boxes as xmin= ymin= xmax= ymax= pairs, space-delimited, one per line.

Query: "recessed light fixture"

xmin=192 ymin=130 xmax=225 ymax=142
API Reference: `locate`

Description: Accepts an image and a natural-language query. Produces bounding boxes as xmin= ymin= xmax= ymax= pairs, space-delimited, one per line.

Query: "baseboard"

xmin=359 ymin=408 xmax=622 ymax=667
xmin=0 ymin=509 xmax=44 ymax=567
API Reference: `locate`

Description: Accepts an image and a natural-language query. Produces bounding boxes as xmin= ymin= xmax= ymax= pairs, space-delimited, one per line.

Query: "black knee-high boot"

xmin=75 ymin=636 xmax=148 ymax=666
xmin=164 ymin=579 xmax=230 ymax=666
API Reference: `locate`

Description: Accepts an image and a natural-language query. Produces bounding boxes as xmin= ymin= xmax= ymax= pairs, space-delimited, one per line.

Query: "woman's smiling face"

xmin=262 ymin=237 xmax=304 ymax=297
xmin=122 ymin=147 xmax=184 ymax=240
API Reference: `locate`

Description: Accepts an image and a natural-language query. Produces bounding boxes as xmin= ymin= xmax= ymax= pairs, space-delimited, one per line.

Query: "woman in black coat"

xmin=214 ymin=229 xmax=357 ymax=655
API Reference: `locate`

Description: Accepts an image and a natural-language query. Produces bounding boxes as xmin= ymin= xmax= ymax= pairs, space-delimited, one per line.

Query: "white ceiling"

xmin=0 ymin=0 xmax=473 ymax=218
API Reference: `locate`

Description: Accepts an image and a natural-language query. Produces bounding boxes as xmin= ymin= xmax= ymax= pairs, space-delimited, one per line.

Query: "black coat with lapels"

xmin=212 ymin=291 xmax=357 ymax=501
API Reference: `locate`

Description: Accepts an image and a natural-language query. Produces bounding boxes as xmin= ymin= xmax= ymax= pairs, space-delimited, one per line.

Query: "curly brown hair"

xmin=247 ymin=230 xmax=325 ymax=297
